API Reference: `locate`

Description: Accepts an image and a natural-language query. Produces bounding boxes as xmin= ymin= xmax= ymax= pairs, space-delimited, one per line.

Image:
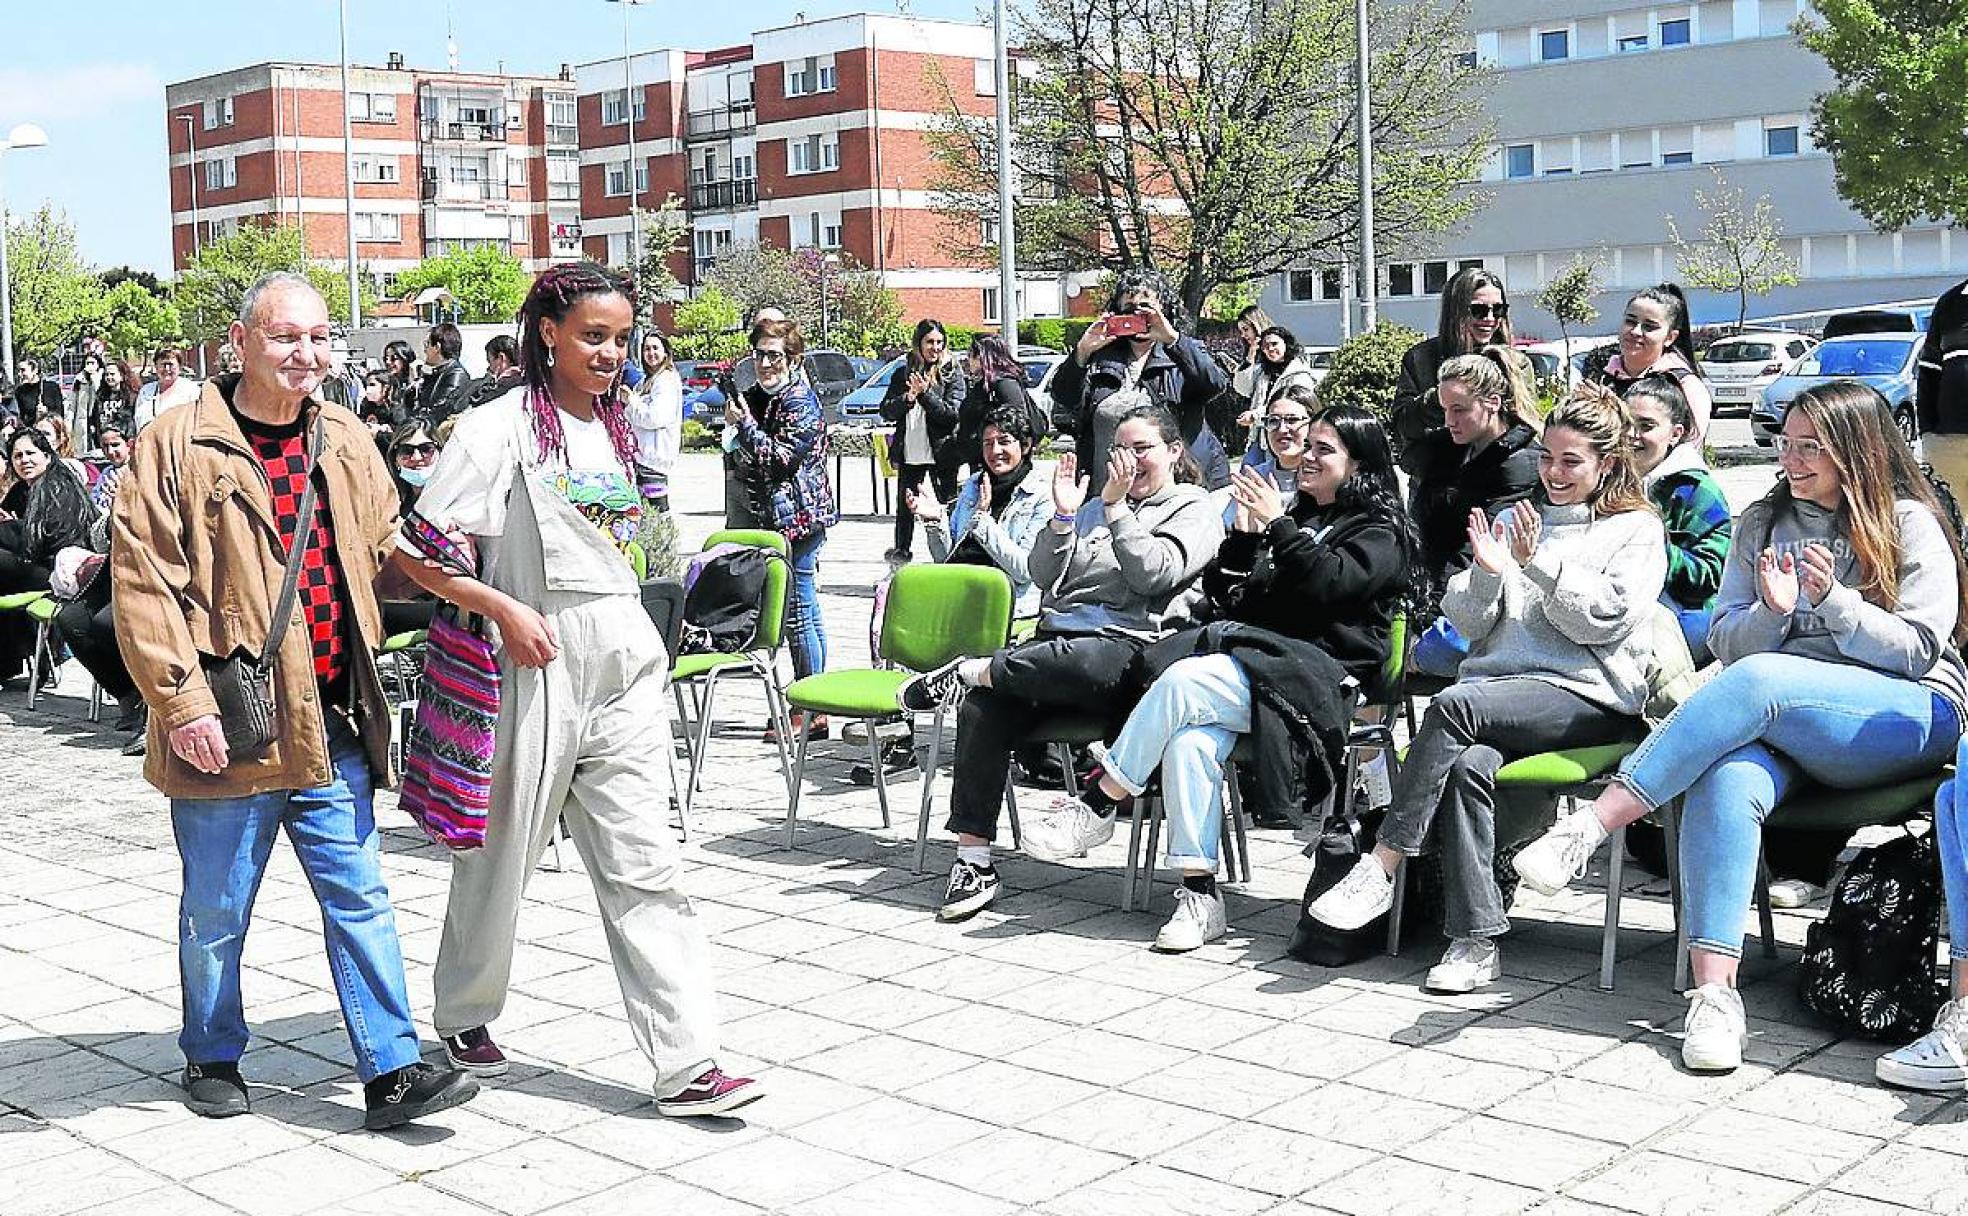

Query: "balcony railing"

xmin=423 ymin=178 xmax=509 ymax=203
xmin=685 ymin=106 xmax=756 ymax=139
xmin=422 ymin=120 xmax=507 ymax=143
xmin=688 ymin=178 xmax=758 ymax=211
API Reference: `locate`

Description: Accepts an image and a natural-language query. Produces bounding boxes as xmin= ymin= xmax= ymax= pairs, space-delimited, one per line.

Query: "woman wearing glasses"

xmin=1390 ymin=268 xmax=1529 ymax=466
xmin=1515 ymin=382 xmax=1968 ymax=1075
xmin=1232 ymin=384 xmax=1319 ymax=524
xmin=1589 ymin=283 xmax=1713 ymax=443
xmin=728 ymin=316 xmax=838 ymax=735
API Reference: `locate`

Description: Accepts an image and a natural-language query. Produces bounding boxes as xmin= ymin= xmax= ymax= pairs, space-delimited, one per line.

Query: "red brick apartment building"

xmin=164 ymin=56 xmax=584 ymax=280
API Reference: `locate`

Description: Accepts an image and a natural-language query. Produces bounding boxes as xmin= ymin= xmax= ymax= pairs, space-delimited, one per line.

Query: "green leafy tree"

xmin=669 ymin=285 xmax=747 ymax=361
xmin=173 ymin=220 xmax=371 ymax=342
xmin=97 ymin=280 xmax=184 ymax=361
xmin=629 ymin=196 xmax=690 ymax=324
xmin=5 ymin=206 xmax=105 ymax=358
xmin=391 ymin=243 xmax=530 ymax=323
xmin=1666 ymin=170 xmax=1800 ymax=332
xmin=698 ymin=244 xmax=905 ymax=354
xmin=1798 ymin=2 xmax=1968 ymax=229
xmin=1317 ymin=321 xmax=1424 ymax=424
xmin=700 ymin=243 xmax=807 ymax=328
xmin=924 ymin=0 xmax=1491 ymax=319
xmin=1535 ymin=255 xmax=1603 ymax=354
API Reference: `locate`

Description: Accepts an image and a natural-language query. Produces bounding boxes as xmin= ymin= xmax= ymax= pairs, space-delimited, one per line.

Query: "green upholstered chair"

xmin=669 ymin=529 xmax=794 ymax=821
xmin=1 ymin=591 xmax=56 ymax=708
xmin=783 ymin=563 xmax=1013 ymax=850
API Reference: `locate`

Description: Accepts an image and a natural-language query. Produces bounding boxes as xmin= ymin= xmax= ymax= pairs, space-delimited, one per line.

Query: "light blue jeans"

xmin=787 ymin=530 xmax=828 ymax=679
xmin=1616 ymin=653 xmax=1961 ymax=958
xmin=1096 ymin=654 xmax=1252 ymax=870
xmin=1934 ymin=745 xmax=1968 ymax=962
xmin=170 ymin=720 xmax=422 ymax=1081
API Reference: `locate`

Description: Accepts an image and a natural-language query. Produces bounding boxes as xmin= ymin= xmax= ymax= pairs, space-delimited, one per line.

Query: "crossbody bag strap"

xmin=261 ymin=416 xmax=327 ymax=662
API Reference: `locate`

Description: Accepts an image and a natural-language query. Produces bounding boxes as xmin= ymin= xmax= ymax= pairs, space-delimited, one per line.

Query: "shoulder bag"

xmin=397 ymin=511 xmax=501 ymax=850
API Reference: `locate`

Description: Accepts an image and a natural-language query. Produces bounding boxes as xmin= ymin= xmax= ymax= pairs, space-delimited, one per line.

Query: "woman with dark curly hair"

xmin=393 ymin=261 xmax=761 ymax=1118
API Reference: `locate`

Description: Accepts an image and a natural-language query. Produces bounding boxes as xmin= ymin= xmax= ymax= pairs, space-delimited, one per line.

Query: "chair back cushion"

xmin=879 ymin=564 xmax=1014 ymax=672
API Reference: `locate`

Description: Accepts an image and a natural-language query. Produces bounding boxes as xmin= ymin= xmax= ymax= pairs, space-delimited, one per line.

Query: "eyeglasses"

xmin=398 ymin=443 xmax=438 ymax=458
xmin=1263 ymin=414 xmax=1312 ymax=431
xmin=1109 ymin=441 xmax=1166 ymax=457
xmin=752 ymin=348 xmax=788 ymax=365
xmin=1774 ymin=436 xmax=1828 ymax=462
xmin=1467 ymin=302 xmax=1509 ymax=320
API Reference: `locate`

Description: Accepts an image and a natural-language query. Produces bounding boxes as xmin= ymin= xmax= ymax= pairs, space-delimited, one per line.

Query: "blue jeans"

xmin=1616 ymin=653 xmax=1961 ymax=958
xmin=170 ymin=721 xmax=421 ymax=1081
xmin=1096 ymin=654 xmax=1252 ymax=870
xmin=1934 ymin=744 xmax=1968 ymax=963
xmin=787 ymin=530 xmax=828 ymax=680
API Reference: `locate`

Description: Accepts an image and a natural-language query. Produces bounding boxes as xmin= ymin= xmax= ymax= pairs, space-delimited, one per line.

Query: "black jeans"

xmin=944 ymin=633 xmax=1146 ymax=842
xmin=894 ymin=463 xmax=958 ymax=555
xmin=1380 ymin=677 xmax=1638 ymax=939
xmin=53 ymin=575 xmax=135 ymax=702
xmin=0 ymin=547 xmax=50 ymax=676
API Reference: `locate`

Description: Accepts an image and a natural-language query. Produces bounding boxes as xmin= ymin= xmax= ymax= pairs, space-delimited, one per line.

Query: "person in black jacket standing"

xmin=1040 ymin=406 xmax=1416 ymax=952
xmin=417 ymin=322 xmax=473 ymax=429
xmin=880 ymin=319 xmax=968 ymax=563
xmin=1050 ymin=268 xmax=1232 ymax=492
xmin=9 ymin=357 xmax=64 ymax=426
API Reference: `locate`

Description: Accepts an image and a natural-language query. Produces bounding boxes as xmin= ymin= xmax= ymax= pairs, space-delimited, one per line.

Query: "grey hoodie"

xmin=1710 ymin=495 xmax=1968 ymax=716
xmin=1028 ymin=480 xmax=1224 ymax=635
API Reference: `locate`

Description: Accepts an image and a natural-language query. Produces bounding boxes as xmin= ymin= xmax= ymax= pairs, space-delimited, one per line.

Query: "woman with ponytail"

xmin=392 ymin=262 xmax=762 ymax=1118
xmin=1591 ymin=283 xmax=1714 ymax=443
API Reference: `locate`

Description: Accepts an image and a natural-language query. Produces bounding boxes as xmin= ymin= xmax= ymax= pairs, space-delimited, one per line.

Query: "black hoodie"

xmin=1406 ymin=419 xmax=1540 ymax=606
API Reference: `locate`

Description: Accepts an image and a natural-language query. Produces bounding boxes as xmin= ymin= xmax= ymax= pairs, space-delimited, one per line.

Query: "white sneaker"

xmin=1020 ymin=796 xmax=1116 ymax=861
xmin=1680 ymin=983 xmax=1747 ymax=1073
xmin=1513 ymin=808 xmax=1609 ymax=897
xmin=1877 ymin=1000 xmax=1968 ymax=1092
xmin=1425 ymin=937 xmax=1501 ymax=993
xmin=1306 ymin=854 xmax=1396 ymax=930
xmin=1766 ymin=878 xmax=1822 ymax=909
xmin=1154 ymin=886 xmax=1227 ymax=953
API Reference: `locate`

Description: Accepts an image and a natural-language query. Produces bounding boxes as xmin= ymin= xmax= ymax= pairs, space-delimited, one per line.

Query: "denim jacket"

xmin=733 ymin=378 xmax=837 ymax=541
xmin=924 ymin=467 xmax=1051 ymax=618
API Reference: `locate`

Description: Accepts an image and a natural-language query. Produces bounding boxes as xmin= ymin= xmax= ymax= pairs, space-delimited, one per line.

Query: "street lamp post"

xmin=818 ymin=252 xmax=840 ymax=348
xmin=992 ymin=0 xmax=1017 ymax=342
xmin=607 ymin=0 xmax=653 ymax=277
xmin=1354 ymin=0 xmax=1377 ymax=332
xmin=0 ymin=122 xmax=49 ymax=383
xmin=338 ymin=0 xmax=362 ymax=328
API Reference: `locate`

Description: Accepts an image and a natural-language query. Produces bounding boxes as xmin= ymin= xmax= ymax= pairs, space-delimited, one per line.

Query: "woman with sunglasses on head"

xmin=1590 ymin=283 xmax=1713 ymax=444
xmin=1391 ymin=268 xmax=1529 ymax=468
xmin=1515 ymin=382 xmax=1967 ymax=1074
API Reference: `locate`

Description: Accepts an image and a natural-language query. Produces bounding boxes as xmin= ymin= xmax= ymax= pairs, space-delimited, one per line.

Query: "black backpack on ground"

xmin=680 ymin=543 xmax=778 ymax=655
xmin=1798 ymin=825 xmax=1947 ymax=1041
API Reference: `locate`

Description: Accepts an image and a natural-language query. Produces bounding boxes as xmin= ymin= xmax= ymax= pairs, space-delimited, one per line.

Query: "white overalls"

xmin=425 ymin=395 xmax=719 ymax=1093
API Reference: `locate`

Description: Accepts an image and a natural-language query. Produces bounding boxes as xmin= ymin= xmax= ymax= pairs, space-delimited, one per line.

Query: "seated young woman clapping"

xmin=1308 ymin=390 xmax=1667 ymax=993
xmin=1043 ymin=406 xmax=1414 ymax=951
xmin=1516 ymin=381 xmax=1968 ymax=1073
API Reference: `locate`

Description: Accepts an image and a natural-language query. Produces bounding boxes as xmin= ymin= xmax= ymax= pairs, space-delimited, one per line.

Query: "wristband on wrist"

xmin=1053 ymin=509 xmax=1077 ymax=523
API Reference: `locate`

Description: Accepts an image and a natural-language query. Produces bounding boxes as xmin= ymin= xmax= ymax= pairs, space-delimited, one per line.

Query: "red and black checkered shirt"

xmin=236 ymin=411 xmax=346 ymax=690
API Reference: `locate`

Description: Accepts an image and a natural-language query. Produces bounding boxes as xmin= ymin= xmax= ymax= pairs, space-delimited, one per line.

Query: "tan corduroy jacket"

xmin=112 ymin=377 xmax=402 ymax=799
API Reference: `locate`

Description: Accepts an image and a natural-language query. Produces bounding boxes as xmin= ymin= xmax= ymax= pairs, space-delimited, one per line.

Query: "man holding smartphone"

xmin=1049 ymin=268 xmax=1231 ymax=494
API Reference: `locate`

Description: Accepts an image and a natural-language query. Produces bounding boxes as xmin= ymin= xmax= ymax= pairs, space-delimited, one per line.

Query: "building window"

xmin=1387 ymin=264 xmax=1416 ymax=296
xmin=983 ymin=286 xmax=1001 ymax=322
xmin=604 ymin=160 xmax=648 ymax=196
xmin=1422 ymin=261 xmax=1449 ymax=294
xmin=1538 ymin=29 xmax=1569 ymax=61
xmin=1765 ymin=125 xmax=1800 ymax=157
xmin=201 ymin=96 xmax=233 ymax=130
xmin=1505 ymin=144 xmax=1535 ymax=179
xmin=1659 ymin=18 xmax=1691 ymax=47
xmin=982 ymin=215 xmax=1000 ymax=246
xmin=606 ymin=231 xmax=631 ymax=267
xmin=203 ymin=157 xmax=237 ymax=191
xmin=786 ymin=54 xmax=838 ymax=98
xmin=1321 ymin=268 xmax=1343 ymax=298
xmin=789 ymin=133 xmax=840 ymax=175
xmin=355 ymin=212 xmax=401 ymax=242
xmin=733 ymin=152 xmax=756 ymax=181
xmin=548 ymin=97 xmax=576 ymax=128
xmin=353 ymin=156 xmax=399 ymax=184
xmin=974 ymin=59 xmax=996 ymax=97
xmin=1286 ymin=269 xmax=1317 ymax=301
xmin=546 ymin=149 xmax=579 ymax=201
xmin=1453 ymin=50 xmax=1478 ymax=70
xmin=351 ymin=92 xmax=396 ymax=123
xmin=1662 ymin=150 xmax=1694 ymax=166
xmin=1617 ymin=34 xmax=1648 ymax=52
xmin=1458 ymin=259 xmax=1485 ymax=273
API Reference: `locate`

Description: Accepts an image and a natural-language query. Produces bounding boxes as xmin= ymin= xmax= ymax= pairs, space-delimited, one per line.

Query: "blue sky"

xmin=2 ymin=0 xmax=980 ymax=275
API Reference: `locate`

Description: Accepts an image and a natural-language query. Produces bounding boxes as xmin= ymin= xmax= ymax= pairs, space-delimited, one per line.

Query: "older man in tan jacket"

xmin=113 ymin=271 xmax=476 ymax=1130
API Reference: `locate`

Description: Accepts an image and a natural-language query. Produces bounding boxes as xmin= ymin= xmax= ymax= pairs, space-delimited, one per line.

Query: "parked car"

xmin=1699 ymin=330 xmax=1817 ymax=415
xmin=1751 ymin=333 xmax=1920 ymax=445
xmin=848 ymin=354 xmax=883 ymax=384
xmin=835 ymin=356 xmax=905 ymax=428
xmin=726 ymin=348 xmax=863 ymax=425
xmin=1822 ymin=306 xmax=1932 ymax=340
xmin=1520 ymin=337 xmax=1619 ymax=390
xmin=1300 ymin=346 xmax=1337 ymax=384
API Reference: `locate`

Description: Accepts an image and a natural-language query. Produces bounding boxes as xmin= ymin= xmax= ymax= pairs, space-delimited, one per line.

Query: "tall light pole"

xmin=1354 ymin=0 xmax=1377 ymax=331
xmin=174 ymin=113 xmax=201 ymax=262
xmin=607 ymin=0 xmax=651 ymax=276
xmin=993 ymin=0 xmax=1017 ymax=342
xmin=818 ymin=252 xmax=839 ymax=348
xmin=338 ymin=0 xmax=362 ymax=328
xmin=0 ymin=122 xmax=49 ymax=382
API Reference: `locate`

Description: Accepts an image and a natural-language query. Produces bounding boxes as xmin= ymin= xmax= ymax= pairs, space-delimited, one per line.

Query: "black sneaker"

xmin=897 ymin=658 xmax=966 ymax=713
xmin=850 ymin=737 xmax=919 ymax=786
xmin=362 ymin=1061 xmax=479 ymax=1130
xmin=182 ymin=1062 xmax=250 ymax=1118
xmin=937 ymin=859 xmax=1001 ymax=922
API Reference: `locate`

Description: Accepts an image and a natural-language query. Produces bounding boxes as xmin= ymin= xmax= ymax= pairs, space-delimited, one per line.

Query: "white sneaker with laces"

xmin=1425 ymin=937 xmax=1501 ymax=993
xmin=1020 ymin=796 xmax=1116 ymax=861
xmin=1680 ymin=982 xmax=1747 ymax=1073
xmin=1154 ymin=886 xmax=1226 ymax=953
xmin=1306 ymin=854 xmax=1396 ymax=930
xmin=1877 ymin=999 xmax=1968 ymax=1092
xmin=1513 ymin=808 xmax=1610 ymax=896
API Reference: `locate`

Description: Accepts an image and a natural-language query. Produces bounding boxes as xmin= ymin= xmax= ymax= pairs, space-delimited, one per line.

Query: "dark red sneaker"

xmin=441 ymin=1026 xmax=509 ymax=1077
xmin=655 ymin=1067 xmax=764 ymax=1118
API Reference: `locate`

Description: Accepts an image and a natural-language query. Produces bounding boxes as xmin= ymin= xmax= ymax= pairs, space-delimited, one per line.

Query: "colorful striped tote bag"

xmin=398 ymin=514 xmax=501 ymax=850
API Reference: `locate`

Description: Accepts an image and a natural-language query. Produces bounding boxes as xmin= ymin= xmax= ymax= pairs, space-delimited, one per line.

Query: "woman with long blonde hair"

xmin=1517 ymin=380 xmax=1968 ymax=1076
xmin=1310 ymin=386 xmax=1666 ymax=995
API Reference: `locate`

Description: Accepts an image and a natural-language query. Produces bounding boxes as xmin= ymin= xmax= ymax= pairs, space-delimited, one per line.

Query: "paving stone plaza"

xmin=4 ymin=446 xmax=1966 ymax=1216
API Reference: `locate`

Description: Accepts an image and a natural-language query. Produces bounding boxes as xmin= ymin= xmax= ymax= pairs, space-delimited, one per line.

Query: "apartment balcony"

xmin=685 ymin=105 xmax=756 ymax=140
xmin=421 ymin=119 xmax=508 ymax=143
xmin=688 ymin=178 xmax=758 ymax=212
xmin=423 ymin=178 xmax=510 ymax=205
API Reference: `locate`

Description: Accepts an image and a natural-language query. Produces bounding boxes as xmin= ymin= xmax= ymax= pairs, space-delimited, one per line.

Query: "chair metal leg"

xmin=1122 ymin=799 xmax=1147 ymax=911
xmin=1057 ymin=742 xmax=1079 ymax=797
xmin=26 ymin=620 xmax=49 ymax=710
xmin=1386 ymin=858 xmax=1407 ymax=956
xmin=869 ymin=722 xmax=894 ymax=829
xmin=1223 ymin=763 xmax=1251 ymax=884
xmin=88 ymin=679 xmax=102 ymax=724
xmin=666 ymin=730 xmax=692 ymax=841
xmin=686 ymin=669 xmax=725 ymax=815
xmin=913 ymin=701 xmax=948 ymax=874
xmin=671 ymin=682 xmax=698 ymax=767
xmin=761 ymin=666 xmax=796 ymax=795
xmin=784 ymin=715 xmax=815 ymax=849
xmin=547 ymin=817 xmax=566 ymax=872
xmin=1662 ymin=799 xmax=1689 ymax=992
xmin=1006 ymin=778 xmax=1023 ymax=851
xmin=1139 ymin=796 xmax=1165 ymax=908
xmin=1599 ymin=823 xmax=1627 ymax=991
xmin=1755 ymin=850 xmax=1778 ymax=960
